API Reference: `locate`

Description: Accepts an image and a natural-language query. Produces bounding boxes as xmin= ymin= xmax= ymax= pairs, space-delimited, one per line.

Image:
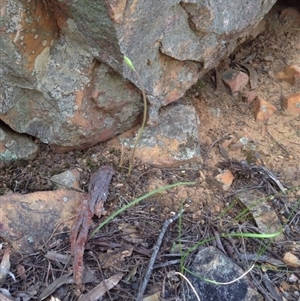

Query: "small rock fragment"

xmin=252 ymin=97 xmax=277 ymax=122
xmin=277 ymin=65 xmax=300 ymax=86
xmin=264 ymin=55 xmax=274 ymax=62
xmin=122 ymin=102 xmax=201 ymax=167
xmin=0 ymin=126 xmax=38 ymax=163
xmin=283 ymin=252 xmax=300 ymax=268
xmin=222 ymin=69 xmax=249 ymax=93
xmin=237 ymin=190 xmax=284 ymax=241
xmin=282 ymin=92 xmax=300 ymax=115
xmin=241 ymin=90 xmax=258 ymax=104
xmin=215 ymin=169 xmax=234 ymax=191
xmin=51 ymin=169 xmax=81 ymax=190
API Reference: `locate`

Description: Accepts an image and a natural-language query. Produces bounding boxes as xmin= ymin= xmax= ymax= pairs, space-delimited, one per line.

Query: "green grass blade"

xmin=89 ymin=181 xmax=196 ymax=238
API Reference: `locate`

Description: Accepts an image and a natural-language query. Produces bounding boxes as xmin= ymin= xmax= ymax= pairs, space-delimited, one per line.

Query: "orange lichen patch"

xmin=106 ymin=0 xmax=126 ymax=24
xmin=67 ymin=90 xmax=112 ymax=133
xmin=0 ymin=143 xmax=6 ymax=153
xmin=135 ymin=137 xmax=179 ymax=165
xmin=154 ymin=55 xmax=200 ymax=105
xmin=1 ymin=0 xmax=7 ymax=22
xmin=134 ymin=135 xmax=196 ymax=167
xmin=164 ymin=89 xmax=184 ymax=105
xmin=67 ymin=90 xmax=95 ymax=129
xmin=49 ymin=1 xmax=69 ymax=29
xmin=129 ymin=0 xmax=140 ymax=15
xmin=10 ymin=1 xmax=58 ymax=72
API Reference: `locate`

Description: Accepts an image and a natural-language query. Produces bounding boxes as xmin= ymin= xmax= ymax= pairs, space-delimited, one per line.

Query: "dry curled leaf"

xmin=78 ymin=273 xmax=123 ymax=301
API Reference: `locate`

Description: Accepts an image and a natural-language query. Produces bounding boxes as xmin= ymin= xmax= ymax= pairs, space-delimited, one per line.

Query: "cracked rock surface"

xmin=1 ymin=0 xmax=276 ymax=150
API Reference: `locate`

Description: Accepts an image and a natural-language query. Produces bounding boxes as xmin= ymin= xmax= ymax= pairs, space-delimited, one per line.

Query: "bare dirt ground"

xmin=1 ymin=2 xmax=300 ymax=300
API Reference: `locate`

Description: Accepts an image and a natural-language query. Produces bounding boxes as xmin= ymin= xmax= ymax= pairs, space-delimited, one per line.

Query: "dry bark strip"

xmin=70 ymin=166 xmax=115 ymax=286
xmin=88 ymin=166 xmax=115 ymax=217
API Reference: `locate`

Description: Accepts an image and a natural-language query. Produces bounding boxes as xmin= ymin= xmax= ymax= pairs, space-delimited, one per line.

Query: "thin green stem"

xmin=89 ymin=181 xmax=196 ymax=239
xmin=128 ymin=70 xmax=147 ymax=175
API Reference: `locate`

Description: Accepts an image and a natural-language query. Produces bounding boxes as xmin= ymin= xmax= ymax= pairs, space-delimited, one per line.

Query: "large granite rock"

xmin=1 ymin=0 xmax=277 ymax=151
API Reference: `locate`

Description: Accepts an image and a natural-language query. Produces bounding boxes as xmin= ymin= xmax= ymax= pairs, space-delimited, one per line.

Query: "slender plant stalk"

xmin=124 ymin=55 xmax=147 ymax=175
xmin=89 ymin=181 xmax=196 ymax=239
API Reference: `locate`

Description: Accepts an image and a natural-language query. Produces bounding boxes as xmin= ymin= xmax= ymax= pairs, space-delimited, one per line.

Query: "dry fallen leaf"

xmin=98 ymin=245 xmax=133 ymax=269
xmin=39 ymin=271 xmax=73 ymax=300
xmin=78 ymin=273 xmax=123 ymax=301
xmin=119 ymin=222 xmax=144 ymax=243
xmin=45 ymin=251 xmax=70 ymax=265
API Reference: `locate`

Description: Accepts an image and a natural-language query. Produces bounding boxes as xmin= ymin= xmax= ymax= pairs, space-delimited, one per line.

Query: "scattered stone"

xmin=222 ymin=69 xmax=249 ymax=94
xmin=283 ymin=252 xmax=300 ymax=268
xmin=0 ymin=125 xmax=38 ymax=163
xmin=176 ymin=186 xmax=188 ymax=201
xmin=237 ymin=190 xmax=284 ymax=241
xmin=276 ymin=65 xmax=300 ymax=86
xmin=215 ymin=170 xmax=234 ymax=191
xmin=241 ymin=90 xmax=258 ymax=104
xmin=264 ymin=55 xmax=274 ymax=62
xmin=288 ymin=274 xmax=299 ymax=283
xmin=282 ymin=92 xmax=300 ymax=115
xmin=182 ymin=246 xmax=263 ymax=301
xmin=213 ymin=205 xmax=221 ymax=212
xmin=252 ymin=96 xmax=277 ymax=122
xmin=0 ymin=189 xmax=83 ymax=253
xmin=123 ymin=102 xmax=201 ymax=167
xmin=51 ymin=169 xmax=81 ymax=190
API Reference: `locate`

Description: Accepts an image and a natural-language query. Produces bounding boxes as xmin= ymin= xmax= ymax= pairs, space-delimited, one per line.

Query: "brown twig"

xmin=266 ymin=127 xmax=290 ymax=156
xmin=136 ymin=209 xmax=184 ymax=301
xmin=206 ymin=133 xmax=232 ymax=158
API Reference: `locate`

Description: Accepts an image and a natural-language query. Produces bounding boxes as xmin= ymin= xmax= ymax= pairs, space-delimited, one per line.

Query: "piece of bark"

xmin=70 ymin=166 xmax=115 ymax=286
xmin=70 ymin=199 xmax=93 ymax=286
xmin=88 ymin=166 xmax=115 ymax=217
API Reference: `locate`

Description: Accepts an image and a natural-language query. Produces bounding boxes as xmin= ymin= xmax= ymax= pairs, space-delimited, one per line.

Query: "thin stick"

xmin=266 ymin=127 xmax=290 ymax=156
xmin=136 ymin=210 xmax=184 ymax=301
